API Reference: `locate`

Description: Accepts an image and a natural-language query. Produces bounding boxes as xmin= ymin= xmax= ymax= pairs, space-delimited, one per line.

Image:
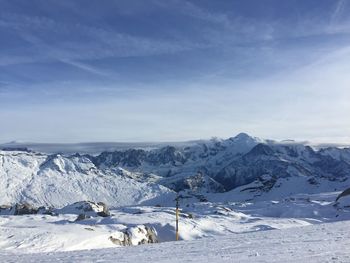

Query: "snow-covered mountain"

xmin=88 ymin=133 xmax=350 ymax=196
xmin=1 ymin=133 xmax=350 ymax=206
xmin=0 ymin=151 xmax=174 ymax=207
xmin=90 ymin=133 xmax=262 ymax=192
xmin=214 ymin=142 xmax=350 ymax=191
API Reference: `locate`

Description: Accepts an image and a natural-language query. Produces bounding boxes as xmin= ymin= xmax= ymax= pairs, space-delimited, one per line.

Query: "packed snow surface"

xmin=1 ymin=192 xmax=350 ymax=255
xmin=1 ymin=220 xmax=350 ymax=262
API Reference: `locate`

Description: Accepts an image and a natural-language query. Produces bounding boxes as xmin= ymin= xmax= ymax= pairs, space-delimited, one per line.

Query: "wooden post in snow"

xmin=175 ymin=194 xmax=179 ymax=241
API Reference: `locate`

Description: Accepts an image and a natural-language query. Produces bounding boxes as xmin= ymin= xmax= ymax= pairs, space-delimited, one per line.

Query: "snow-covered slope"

xmin=2 ymin=218 xmax=350 ymax=262
xmin=1 ymin=190 xmax=350 ymax=253
xmin=0 ymin=151 xmax=174 ymax=207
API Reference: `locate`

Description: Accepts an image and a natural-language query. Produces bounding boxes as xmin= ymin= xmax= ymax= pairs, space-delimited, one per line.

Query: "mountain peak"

xmin=234 ymin=133 xmax=251 ymax=140
xmin=228 ymin=133 xmax=257 ymax=143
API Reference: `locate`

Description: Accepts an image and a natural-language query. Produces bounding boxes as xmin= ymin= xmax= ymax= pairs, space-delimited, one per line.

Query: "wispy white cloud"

xmin=58 ymin=59 xmax=111 ymax=77
xmin=174 ymin=0 xmax=231 ymax=27
xmin=330 ymin=0 xmax=347 ymax=24
xmin=0 ymin=12 xmax=200 ymax=66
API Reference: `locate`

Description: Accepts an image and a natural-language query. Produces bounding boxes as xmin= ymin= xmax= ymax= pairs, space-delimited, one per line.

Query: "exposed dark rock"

xmin=308 ymin=177 xmax=319 ymax=185
xmin=0 ymin=203 xmax=55 ymax=216
xmin=12 ymin=203 xmax=38 ymax=215
xmin=75 ymin=213 xmax=91 ymax=221
xmin=142 ymin=226 xmax=158 ymax=244
xmin=37 ymin=206 xmax=56 ymax=215
xmin=96 ymin=202 xmax=110 ymax=217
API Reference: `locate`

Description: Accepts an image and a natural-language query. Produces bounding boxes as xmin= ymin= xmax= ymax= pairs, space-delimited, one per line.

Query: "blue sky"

xmin=0 ymin=0 xmax=350 ymax=143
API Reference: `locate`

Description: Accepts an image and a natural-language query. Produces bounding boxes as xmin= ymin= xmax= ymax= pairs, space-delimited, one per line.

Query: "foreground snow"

xmin=1 ymin=220 xmax=350 ymax=262
xmin=1 ymin=191 xmax=349 ymax=253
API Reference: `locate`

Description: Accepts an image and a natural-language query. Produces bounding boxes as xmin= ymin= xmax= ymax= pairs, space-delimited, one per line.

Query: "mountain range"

xmin=1 ymin=133 xmax=350 ymax=207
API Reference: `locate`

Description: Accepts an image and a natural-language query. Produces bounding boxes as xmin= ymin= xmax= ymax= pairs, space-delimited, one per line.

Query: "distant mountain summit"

xmin=228 ymin=132 xmax=259 ymax=142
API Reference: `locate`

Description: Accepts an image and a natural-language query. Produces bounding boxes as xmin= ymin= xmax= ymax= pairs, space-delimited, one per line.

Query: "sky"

xmin=0 ymin=0 xmax=350 ymax=143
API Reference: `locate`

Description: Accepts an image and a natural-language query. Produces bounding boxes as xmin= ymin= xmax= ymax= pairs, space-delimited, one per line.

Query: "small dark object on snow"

xmin=336 ymin=187 xmax=350 ymax=202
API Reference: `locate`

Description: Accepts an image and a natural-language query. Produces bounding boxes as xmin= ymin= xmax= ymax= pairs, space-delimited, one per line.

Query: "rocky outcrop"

xmin=58 ymin=201 xmax=110 ymax=217
xmin=12 ymin=203 xmax=38 ymax=215
xmin=0 ymin=201 xmax=111 ymax=218
xmin=109 ymin=225 xmax=158 ymax=246
xmin=0 ymin=203 xmax=54 ymax=215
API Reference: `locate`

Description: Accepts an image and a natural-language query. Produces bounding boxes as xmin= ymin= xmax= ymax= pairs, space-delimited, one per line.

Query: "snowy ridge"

xmin=0 ymin=151 xmax=174 ymax=207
